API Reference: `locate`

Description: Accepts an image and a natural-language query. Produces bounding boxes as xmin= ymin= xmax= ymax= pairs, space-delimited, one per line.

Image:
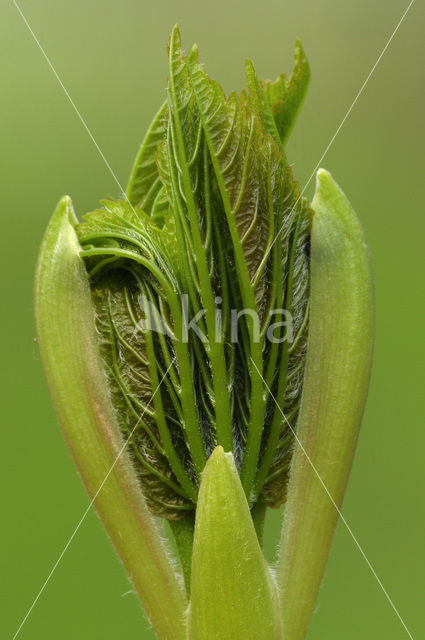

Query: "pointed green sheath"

xmin=34 ymin=197 xmax=187 ymax=640
xmin=188 ymin=447 xmax=283 ymax=640
xmin=277 ymin=169 xmax=374 ymax=639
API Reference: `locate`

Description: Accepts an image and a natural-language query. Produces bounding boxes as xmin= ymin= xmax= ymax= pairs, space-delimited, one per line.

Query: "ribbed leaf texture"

xmin=76 ymin=26 xmax=312 ymax=519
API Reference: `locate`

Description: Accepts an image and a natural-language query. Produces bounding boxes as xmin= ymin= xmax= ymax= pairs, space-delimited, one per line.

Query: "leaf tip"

xmin=294 ymin=38 xmax=303 ymax=54
xmin=294 ymin=38 xmax=309 ymax=66
xmin=188 ymin=42 xmax=199 ymax=63
xmin=245 ymin=58 xmax=254 ymax=72
xmin=168 ymin=23 xmax=182 ymax=54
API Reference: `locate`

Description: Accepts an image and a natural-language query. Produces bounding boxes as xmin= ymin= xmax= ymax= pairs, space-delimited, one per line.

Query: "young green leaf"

xmin=256 ymin=192 xmax=311 ymax=506
xmin=187 ymin=47 xmax=276 ymax=305
xmin=126 ymin=101 xmax=169 ymax=226
xmin=265 ymin=40 xmax=310 ymax=145
xmin=187 ymin=45 xmax=277 ymax=497
xmin=77 ymin=198 xmax=205 ymax=509
xmin=166 ymin=26 xmax=233 ymax=451
xmin=245 ymin=58 xmax=285 ymax=156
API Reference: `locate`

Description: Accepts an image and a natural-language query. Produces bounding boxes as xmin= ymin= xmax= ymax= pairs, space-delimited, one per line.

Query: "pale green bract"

xmin=35 ymin=26 xmax=374 ymax=640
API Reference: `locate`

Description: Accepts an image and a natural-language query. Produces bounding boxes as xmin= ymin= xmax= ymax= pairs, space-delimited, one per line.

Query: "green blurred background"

xmin=1 ymin=0 xmax=423 ymax=637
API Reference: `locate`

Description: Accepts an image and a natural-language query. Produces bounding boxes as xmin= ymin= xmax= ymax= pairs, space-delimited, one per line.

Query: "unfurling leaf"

xmin=73 ymin=26 xmax=313 ymax=517
xmin=126 ymin=101 xmax=169 ymax=226
xmin=264 ymin=39 xmax=310 ymax=145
